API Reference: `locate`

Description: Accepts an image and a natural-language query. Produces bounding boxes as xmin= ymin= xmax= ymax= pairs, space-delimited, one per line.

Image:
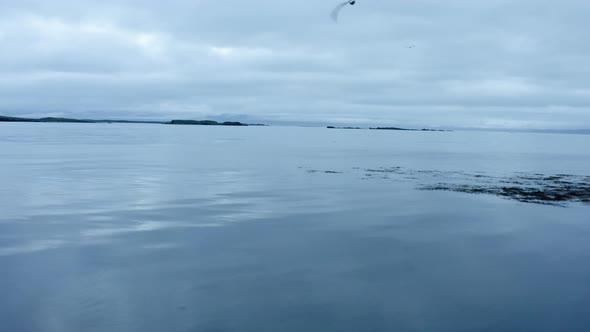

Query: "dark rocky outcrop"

xmin=168 ymin=120 xmax=247 ymax=126
xmin=370 ymin=127 xmax=412 ymax=131
xmin=327 ymin=126 xmax=361 ymax=129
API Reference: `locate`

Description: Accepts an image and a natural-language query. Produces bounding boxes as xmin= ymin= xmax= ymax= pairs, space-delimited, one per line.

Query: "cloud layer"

xmin=1 ymin=0 xmax=589 ymax=128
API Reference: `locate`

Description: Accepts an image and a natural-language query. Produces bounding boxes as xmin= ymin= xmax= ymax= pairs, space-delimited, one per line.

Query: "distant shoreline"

xmin=327 ymin=125 xmax=450 ymax=132
xmin=4 ymin=116 xmax=587 ymax=135
xmin=0 ymin=116 xmax=260 ymax=127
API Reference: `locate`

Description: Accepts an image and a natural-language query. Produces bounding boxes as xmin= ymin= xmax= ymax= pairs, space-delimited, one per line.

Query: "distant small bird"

xmin=331 ymin=0 xmax=356 ymax=22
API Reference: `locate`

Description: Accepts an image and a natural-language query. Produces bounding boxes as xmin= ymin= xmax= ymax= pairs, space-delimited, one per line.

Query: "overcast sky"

xmin=1 ymin=0 xmax=589 ymax=128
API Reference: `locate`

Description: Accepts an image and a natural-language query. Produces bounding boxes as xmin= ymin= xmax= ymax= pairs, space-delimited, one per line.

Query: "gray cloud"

xmin=1 ymin=0 xmax=589 ymax=128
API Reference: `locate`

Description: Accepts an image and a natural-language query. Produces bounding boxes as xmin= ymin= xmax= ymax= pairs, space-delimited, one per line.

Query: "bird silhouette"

xmin=331 ymin=0 xmax=356 ymax=22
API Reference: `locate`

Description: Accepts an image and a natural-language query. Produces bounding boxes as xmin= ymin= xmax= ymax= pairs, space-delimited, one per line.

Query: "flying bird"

xmin=331 ymin=0 xmax=356 ymax=22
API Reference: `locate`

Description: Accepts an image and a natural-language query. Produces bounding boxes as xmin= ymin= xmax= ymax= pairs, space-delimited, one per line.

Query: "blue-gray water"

xmin=1 ymin=123 xmax=590 ymax=332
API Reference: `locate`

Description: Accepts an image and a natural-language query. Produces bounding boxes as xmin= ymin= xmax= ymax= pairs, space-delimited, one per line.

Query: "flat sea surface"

xmin=1 ymin=123 xmax=589 ymax=332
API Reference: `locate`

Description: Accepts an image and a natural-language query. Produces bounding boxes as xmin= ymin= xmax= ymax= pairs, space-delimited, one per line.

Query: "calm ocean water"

xmin=1 ymin=123 xmax=590 ymax=332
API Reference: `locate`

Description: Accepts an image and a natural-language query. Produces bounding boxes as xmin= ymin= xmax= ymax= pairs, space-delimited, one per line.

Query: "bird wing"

xmin=330 ymin=1 xmax=351 ymax=22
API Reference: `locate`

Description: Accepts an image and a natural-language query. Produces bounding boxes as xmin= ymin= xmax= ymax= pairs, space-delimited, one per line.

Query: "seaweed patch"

xmin=303 ymin=165 xmax=590 ymax=206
